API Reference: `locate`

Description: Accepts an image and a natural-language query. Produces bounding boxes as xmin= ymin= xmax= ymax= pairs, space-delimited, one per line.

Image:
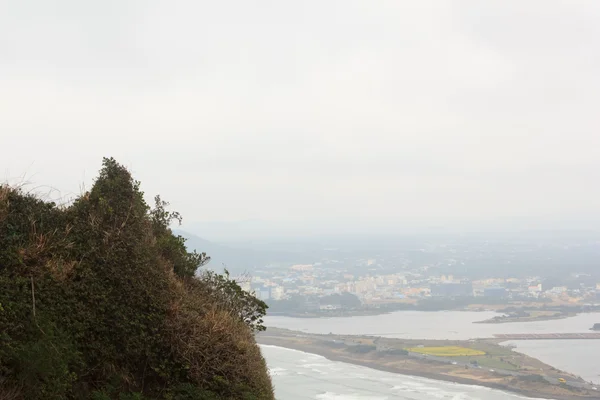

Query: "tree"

xmin=339 ymin=292 xmax=362 ymax=309
xmin=319 ymin=292 xmax=362 ymax=309
xmin=199 ymin=270 xmax=268 ymax=332
xmin=150 ymin=195 xmax=210 ymax=277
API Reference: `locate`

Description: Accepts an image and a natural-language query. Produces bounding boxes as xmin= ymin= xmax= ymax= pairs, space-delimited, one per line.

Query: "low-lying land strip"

xmin=494 ymin=333 xmax=600 ymax=340
xmin=475 ymin=310 xmax=576 ymax=324
xmin=258 ymin=328 xmax=599 ymax=400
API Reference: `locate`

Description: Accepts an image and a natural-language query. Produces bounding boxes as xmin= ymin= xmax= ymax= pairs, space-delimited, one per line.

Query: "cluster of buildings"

xmin=236 ymin=259 xmax=600 ymax=308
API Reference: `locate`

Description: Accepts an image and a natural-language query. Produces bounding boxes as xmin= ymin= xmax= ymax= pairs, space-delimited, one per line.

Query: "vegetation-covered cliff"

xmin=0 ymin=158 xmax=273 ymax=400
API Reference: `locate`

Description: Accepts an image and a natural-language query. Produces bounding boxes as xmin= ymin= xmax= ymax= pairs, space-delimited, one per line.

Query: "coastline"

xmin=266 ymin=309 xmax=393 ymax=318
xmin=258 ymin=333 xmax=598 ymax=400
xmin=474 ymin=313 xmax=576 ymax=324
xmin=268 ymin=307 xmax=592 ymax=322
xmin=273 ymin=310 xmax=574 ymax=322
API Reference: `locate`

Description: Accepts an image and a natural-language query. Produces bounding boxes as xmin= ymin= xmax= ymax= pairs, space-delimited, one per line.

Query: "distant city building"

xmin=271 ymin=286 xmax=285 ymax=300
xmin=484 ymin=287 xmax=507 ymax=298
xmin=430 ymin=282 xmax=473 ymax=297
xmin=402 ymin=287 xmax=430 ymax=297
xmin=546 ymin=286 xmax=568 ymax=296
xmin=319 ymin=304 xmax=341 ymax=310
xmin=290 ymin=264 xmax=313 ymax=272
xmin=528 ymin=283 xmax=542 ymax=293
xmin=256 ymin=286 xmax=271 ymax=300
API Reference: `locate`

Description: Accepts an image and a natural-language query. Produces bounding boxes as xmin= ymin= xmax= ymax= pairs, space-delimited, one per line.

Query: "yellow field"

xmin=405 ymin=346 xmax=486 ymax=357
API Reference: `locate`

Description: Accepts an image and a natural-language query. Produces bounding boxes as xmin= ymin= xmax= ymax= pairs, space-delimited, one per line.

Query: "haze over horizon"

xmin=3 ymin=1 xmax=600 ymax=237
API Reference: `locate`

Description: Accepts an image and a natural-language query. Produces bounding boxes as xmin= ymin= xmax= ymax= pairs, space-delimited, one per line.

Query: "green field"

xmin=469 ymin=356 xmax=520 ymax=371
xmin=405 ymin=346 xmax=486 ymax=356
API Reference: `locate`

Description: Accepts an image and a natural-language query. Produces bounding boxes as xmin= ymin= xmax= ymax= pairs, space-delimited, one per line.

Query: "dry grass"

xmin=0 ymin=379 xmax=21 ymax=400
xmin=165 ymin=279 xmax=274 ymax=398
xmin=0 ymin=389 xmax=21 ymax=400
xmin=46 ymin=258 xmax=77 ymax=281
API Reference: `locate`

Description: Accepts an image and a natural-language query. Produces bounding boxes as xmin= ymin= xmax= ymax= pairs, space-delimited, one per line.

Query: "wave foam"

xmin=315 ymin=392 xmax=388 ymax=400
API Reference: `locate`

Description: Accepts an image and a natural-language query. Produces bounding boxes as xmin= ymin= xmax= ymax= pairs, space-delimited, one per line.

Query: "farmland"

xmin=406 ymin=346 xmax=485 ymax=356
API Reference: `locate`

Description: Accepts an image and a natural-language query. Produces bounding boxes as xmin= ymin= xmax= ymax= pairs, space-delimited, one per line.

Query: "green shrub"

xmin=0 ymin=159 xmax=273 ymax=400
xmin=383 ymin=348 xmax=409 ymax=356
xmin=346 ymin=345 xmax=376 ymax=354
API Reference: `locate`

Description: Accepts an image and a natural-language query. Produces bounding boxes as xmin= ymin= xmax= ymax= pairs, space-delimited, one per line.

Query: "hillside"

xmin=175 ymin=231 xmax=311 ymax=274
xmin=0 ymin=158 xmax=273 ymax=400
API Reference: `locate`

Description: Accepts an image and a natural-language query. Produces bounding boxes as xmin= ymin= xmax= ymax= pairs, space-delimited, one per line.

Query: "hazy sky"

xmin=2 ymin=1 xmax=600 ymax=234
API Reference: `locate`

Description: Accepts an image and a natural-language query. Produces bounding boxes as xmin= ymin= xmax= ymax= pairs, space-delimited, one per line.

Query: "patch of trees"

xmin=0 ymin=158 xmax=272 ymax=400
xmin=518 ymin=374 xmax=548 ymax=384
xmin=321 ymin=341 xmax=345 ymax=349
xmin=382 ymin=348 xmax=409 ymax=356
xmin=267 ymin=292 xmax=362 ymax=313
xmin=266 ymin=295 xmax=309 ymax=313
xmin=346 ymin=345 xmax=376 ymax=354
xmin=319 ymin=292 xmax=362 ymax=309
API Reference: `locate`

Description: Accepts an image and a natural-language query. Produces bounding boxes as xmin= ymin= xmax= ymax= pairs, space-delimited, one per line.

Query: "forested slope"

xmin=0 ymin=158 xmax=273 ymax=400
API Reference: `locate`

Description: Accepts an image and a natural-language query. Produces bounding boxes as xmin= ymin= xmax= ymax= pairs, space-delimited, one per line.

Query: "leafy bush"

xmin=0 ymin=158 xmax=273 ymax=399
xmin=346 ymin=345 xmax=376 ymax=354
xmin=382 ymin=348 xmax=409 ymax=356
xmin=321 ymin=341 xmax=345 ymax=349
xmin=198 ymin=270 xmax=268 ymax=332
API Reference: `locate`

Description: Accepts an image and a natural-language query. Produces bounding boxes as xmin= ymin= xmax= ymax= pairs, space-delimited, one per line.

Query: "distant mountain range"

xmin=174 ymin=230 xmax=312 ymax=273
xmin=176 ymin=228 xmax=600 ymax=278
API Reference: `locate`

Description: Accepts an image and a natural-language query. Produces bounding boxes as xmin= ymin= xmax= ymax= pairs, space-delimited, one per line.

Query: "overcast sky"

xmin=2 ymin=1 xmax=600 ymax=235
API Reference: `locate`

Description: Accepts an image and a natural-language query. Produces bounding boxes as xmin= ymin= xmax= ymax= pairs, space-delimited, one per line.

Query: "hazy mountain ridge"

xmin=176 ymin=230 xmax=314 ymax=273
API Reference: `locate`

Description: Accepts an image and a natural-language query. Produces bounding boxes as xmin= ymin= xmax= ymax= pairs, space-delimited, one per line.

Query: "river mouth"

xmin=501 ymin=339 xmax=600 ymax=385
xmin=261 ymin=344 xmax=567 ymax=400
xmin=264 ymin=311 xmax=600 ymax=384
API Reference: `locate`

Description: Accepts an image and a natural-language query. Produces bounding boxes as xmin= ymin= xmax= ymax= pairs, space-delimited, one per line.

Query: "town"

xmin=236 ymin=250 xmax=600 ymax=317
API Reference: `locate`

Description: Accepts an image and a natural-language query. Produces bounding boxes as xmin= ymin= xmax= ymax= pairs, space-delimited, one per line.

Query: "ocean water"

xmin=261 ymin=345 xmax=549 ymax=400
xmin=503 ymin=339 xmax=600 ymax=384
xmin=265 ymin=311 xmax=600 ymax=340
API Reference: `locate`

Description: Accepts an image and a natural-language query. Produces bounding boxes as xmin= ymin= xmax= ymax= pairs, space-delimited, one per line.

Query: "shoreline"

xmin=474 ymin=313 xmax=575 ymax=324
xmin=258 ymin=339 xmax=562 ymax=399
xmin=269 ymin=308 xmax=593 ymax=323
xmin=258 ymin=333 xmax=598 ymax=400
